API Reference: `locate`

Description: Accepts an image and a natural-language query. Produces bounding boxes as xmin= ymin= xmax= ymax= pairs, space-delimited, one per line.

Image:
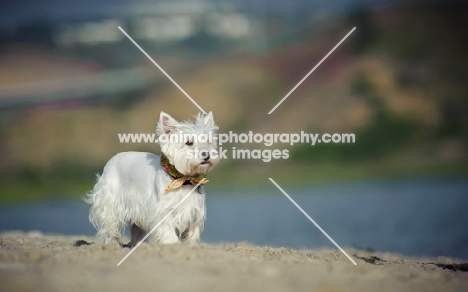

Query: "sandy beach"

xmin=0 ymin=231 xmax=466 ymax=292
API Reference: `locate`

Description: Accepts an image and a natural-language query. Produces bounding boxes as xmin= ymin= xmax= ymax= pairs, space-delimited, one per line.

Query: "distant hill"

xmin=1 ymin=1 xmax=467 ymax=199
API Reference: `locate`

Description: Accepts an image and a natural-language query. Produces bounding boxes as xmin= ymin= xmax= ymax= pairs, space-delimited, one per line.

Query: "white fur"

xmin=85 ymin=112 xmax=219 ymax=245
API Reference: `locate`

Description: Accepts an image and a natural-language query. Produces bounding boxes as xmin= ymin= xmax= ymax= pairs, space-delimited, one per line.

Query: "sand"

xmin=0 ymin=231 xmax=466 ymax=292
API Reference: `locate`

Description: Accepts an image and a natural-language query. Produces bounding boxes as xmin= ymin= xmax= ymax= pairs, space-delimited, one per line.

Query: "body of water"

xmin=1 ymin=178 xmax=467 ymax=259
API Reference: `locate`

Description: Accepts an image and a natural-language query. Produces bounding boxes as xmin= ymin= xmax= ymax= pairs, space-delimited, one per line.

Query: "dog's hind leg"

xmin=89 ymin=205 xmax=124 ymax=245
xmin=124 ymin=224 xmax=147 ymax=248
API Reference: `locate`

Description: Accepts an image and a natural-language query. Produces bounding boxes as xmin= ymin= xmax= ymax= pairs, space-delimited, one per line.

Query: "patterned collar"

xmin=160 ymin=155 xmax=208 ymax=192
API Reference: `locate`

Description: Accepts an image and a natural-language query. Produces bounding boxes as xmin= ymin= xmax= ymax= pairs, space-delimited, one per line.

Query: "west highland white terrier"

xmin=85 ymin=112 xmax=219 ymax=247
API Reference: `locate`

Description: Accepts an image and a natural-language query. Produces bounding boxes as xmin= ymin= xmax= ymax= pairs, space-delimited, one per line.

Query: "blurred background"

xmin=0 ymin=0 xmax=467 ymax=259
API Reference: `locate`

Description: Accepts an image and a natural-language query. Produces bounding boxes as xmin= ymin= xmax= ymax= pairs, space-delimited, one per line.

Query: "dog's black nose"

xmin=200 ymin=151 xmax=210 ymax=161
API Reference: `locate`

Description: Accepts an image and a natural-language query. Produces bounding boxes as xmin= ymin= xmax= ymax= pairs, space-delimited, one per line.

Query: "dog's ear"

xmin=202 ymin=111 xmax=216 ymax=129
xmin=159 ymin=112 xmax=179 ymax=134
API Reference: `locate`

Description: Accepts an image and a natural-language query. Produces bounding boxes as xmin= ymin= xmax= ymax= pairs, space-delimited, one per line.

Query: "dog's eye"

xmin=186 ymin=141 xmax=193 ymax=146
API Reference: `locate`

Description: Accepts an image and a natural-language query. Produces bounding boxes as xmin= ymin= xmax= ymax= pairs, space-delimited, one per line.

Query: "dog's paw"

xmin=120 ymin=241 xmax=136 ymax=249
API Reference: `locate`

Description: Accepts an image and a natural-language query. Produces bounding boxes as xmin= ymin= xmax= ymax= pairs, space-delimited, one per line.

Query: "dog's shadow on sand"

xmin=73 ymin=240 xmax=94 ymax=247
xmin=354 ymin=254 xmax=468 ymax=272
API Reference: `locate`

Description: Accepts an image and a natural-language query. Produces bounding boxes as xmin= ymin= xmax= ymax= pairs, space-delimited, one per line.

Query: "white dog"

xmin=85 ymin=112 xmax=219 ymax=247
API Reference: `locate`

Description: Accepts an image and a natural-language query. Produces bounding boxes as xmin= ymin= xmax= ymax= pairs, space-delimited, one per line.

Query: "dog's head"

xmin=157 ymin=112 xmax=220 ymax=176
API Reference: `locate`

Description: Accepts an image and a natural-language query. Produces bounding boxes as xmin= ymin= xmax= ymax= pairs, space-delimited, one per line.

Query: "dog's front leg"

xmin=152 ymin=222 xmax=180 ymax=245
xmin=184 ymin=225 xmax=201 ymax=246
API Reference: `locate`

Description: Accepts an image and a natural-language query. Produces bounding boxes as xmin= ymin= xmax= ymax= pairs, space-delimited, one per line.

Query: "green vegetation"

xmin=0 ymin=162 xmax=98 ymax=204
xmin=291 ymin=113 xmax=418 ymax=162
xmin=1 ymin=155 xmax=467 ymax=204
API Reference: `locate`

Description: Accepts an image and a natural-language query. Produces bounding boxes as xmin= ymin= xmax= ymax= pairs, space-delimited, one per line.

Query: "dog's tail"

xmin=83 ymin=173 xmax=102 ymax=205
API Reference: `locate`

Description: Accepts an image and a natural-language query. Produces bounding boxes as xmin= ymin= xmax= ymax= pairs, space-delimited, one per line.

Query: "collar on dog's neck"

xmin=160 ymin=155 xmax=208 ymax=192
